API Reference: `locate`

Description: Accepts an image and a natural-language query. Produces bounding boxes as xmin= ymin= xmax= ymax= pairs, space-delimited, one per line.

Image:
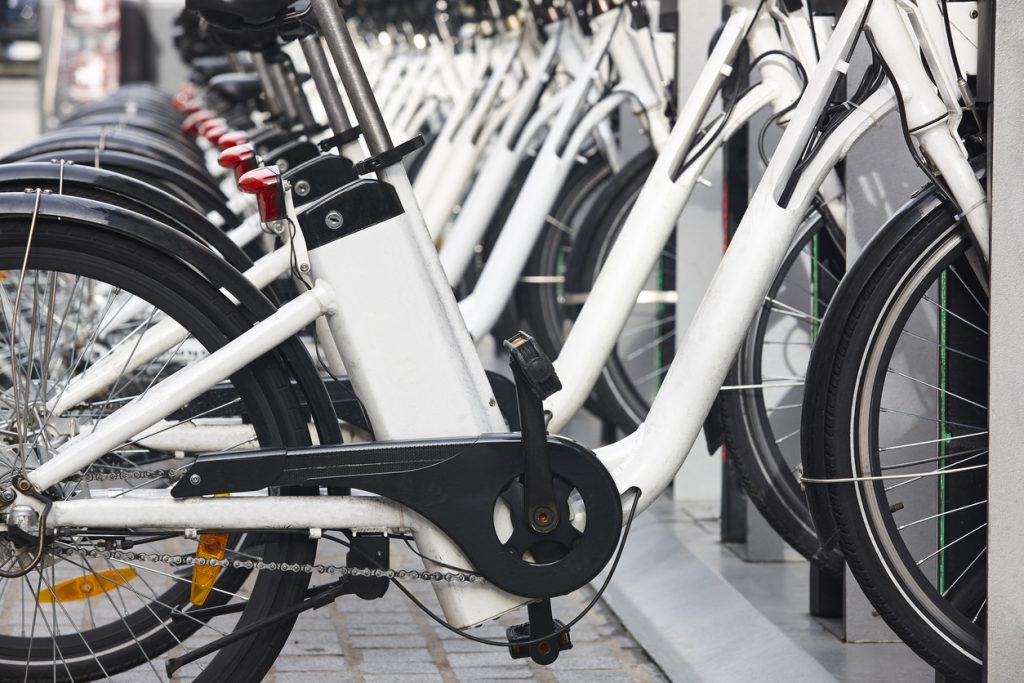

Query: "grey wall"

xmin=986 ymin=1 xmax=1024 ymax=678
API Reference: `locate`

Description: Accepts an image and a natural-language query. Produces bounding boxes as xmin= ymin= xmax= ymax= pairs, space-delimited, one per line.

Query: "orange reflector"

xmin=36 ymin=568 xmax=137 ymax=603
xmin=190 ymin=532 xmax=229 ymax=606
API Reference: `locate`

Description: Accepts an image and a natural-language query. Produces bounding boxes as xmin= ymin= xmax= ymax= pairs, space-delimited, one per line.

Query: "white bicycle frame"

xmin=413 ymin=35 xmax=523 ymax=237
xmin=13 ymin=0 xmax=987 ymax=632
xmin=437 ymin=20 xmax=587 ymax=277
xmin=453 ymin=7 xmax=670 ymax=337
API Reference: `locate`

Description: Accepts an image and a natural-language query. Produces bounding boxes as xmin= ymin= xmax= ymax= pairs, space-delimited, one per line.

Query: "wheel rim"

xmin=852 ymin=225 xmax=986 ymax=663
xmin=0 ymin=228 xmax=308 ymax=680
xmin=736 ymin=215 xmax=844 ymax=538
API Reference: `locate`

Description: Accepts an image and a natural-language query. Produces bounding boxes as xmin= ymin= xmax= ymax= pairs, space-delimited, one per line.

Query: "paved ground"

xmin=256 ymin=544 xmax=668 ymax=683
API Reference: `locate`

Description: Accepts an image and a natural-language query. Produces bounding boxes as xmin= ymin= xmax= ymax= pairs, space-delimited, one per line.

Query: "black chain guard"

xmin=171 ymin=433 xmax=622 ymax=598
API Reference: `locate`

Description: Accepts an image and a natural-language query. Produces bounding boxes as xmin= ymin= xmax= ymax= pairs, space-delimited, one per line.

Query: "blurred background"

xmin=0 ymin=0 xmax=189 ymax=153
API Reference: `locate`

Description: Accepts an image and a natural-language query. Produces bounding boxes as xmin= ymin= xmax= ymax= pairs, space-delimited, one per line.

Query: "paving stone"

xmin=272 ymin=655 xmax=348 ymax=672
xmin=445 ymin=652 xmax=522 ymax=668
xmin=271 ymin=672 xmax=355 ymax=683
xmin=349 ymin=634 xmax=430 ymax=649
xmin=441 ymin=638 xmax=504 ymax=653
xmin=361 ymin=675 xmax=445 ymax=683
xmin=553 ymin=670 xmax=638 ymax=683
xmin=357 ymin=647 xmax=434 ymax=662
xmin=357 ymin=659 xmax=445 ymax=675
xmin=547 ymin=656 xmax=623 ymax=671
xmin=348 ymin=622 xmax=422 ymax=635
xmin=279 ymin=638 xmax=344 ymax=656
xmin=450 ymin=666 xmax=536 ymax=680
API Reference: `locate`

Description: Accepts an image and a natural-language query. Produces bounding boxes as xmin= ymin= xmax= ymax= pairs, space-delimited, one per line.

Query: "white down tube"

xmin=438 ymin=28 xmax=571 ymax=284
xmin=457 ymin=15 xmax=625 ymax=338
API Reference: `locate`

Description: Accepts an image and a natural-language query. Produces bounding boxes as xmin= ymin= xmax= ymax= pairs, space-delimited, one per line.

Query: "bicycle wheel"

xmin=720 ymin=212 xmax=846 ymax=573
xmin=804 ymin=201 xmax=986 ymax=680
xmin=0 ymin=213 xmax=314 ymax=681
xmin=517 ymin=152 xmax=615 ymax=359
xmin=561 ymin=148 xmax=666 ymax=432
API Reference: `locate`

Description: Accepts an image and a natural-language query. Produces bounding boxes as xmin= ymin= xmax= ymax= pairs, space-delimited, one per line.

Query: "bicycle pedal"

xmin=506 ymin=618 xmax=572 ymax=665
xmin=506 ymin=598 xmax=571 ymax=665
xmin=503 ymin=332 xmax=561 ymax=400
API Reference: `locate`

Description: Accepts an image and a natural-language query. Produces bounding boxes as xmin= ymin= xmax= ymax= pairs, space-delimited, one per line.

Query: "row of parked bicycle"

xmin=0 ymin=0 xmax=987 ymax=680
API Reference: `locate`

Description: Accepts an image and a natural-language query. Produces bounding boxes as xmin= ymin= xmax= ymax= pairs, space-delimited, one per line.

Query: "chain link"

xmin=50 ymin=469 xmax=483 ymax=583
xmin=76 ymin=468 xmax=184 ymax=482
xmin=48 ymin=540 xmax=484 ymax=584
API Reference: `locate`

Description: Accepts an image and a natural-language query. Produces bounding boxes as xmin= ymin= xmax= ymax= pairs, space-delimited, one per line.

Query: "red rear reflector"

xmin=198 ymin=117 xmax=227 ymax=137
xmin=238 ymin=166 xmax=287 ymax=222
xmin=218 ymin=143 xmax=255 ymax=169
xmin=218 ymin=143 xmax=259 ymax=181
xmin=205 ymin=125 xmax=229 ymax=145
xmin=172 ymin=93 xmax=199 ymax=114
xmin=217 ymin=131 xmax=248 ymax=150
xmin=181 ymin=110 xmax=215 ymax=136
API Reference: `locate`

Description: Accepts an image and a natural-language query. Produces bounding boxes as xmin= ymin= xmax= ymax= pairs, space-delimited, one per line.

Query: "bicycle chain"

xmin=76 ymin=468 xmax=184 ymax=482
xmin=47 ymin=545 xmax=485 ymax=584
xmin=52 ymin=468 xmax=485 ymax=584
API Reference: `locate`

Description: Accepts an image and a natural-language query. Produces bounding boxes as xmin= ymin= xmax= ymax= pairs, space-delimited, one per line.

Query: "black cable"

xmin=864 ymin=31 xmax=959 ymax=211
xmin=666 ymin=0 xmax=768 ymax=180
xmin=329 ymin=488 xmax=641 ymax=650
xmin=680 ymin=46 xmax=806 ymax=177
xmin=805 ymin=0 xmax=820 ymax=61
xmin=322 ymin=532 xmax=482 ymax=576
xmin=748 ymin=49 xmax=809 ymax=165
xmin=386 ymin=488 xmax=641 ymax=650
xmin=781 ymin=55 xmax=883 ymax=195
xmin=777 ymin=0 xmax=876 ymax=204
xmin=940 ymin=0 xmax=964 ymax=83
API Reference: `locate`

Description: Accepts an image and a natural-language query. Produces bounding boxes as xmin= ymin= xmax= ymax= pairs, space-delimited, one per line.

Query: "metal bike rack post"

xmin=713 ymin=4 xmax=790 ymax=559
xmin=718 ymin=20 xmax=750 ymax=543
xmin=986 ymin=1 xmax=1024 ymax=679
xmin=672 ymin=0 xmax=725 ymax=518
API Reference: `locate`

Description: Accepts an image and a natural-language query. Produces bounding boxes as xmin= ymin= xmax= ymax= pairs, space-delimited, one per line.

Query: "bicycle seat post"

xmin=299 ymin=34 xmax=353 ymax=136
xmin=310 ymin=0 xmax=393 ymax=157
xmin=251 ymin=51 xmax=286 ymax=120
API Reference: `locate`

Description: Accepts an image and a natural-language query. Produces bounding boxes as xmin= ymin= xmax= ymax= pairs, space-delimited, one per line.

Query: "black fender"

xmin=0 ymin=162 xmax=250 ymax=272
xmin=62 ymin=112 xmax=196 ymax=148
xmin=63 ymin=100 xmax=184 ymax=128
xmin=800 ymin=161 xmax=984 ymax=559
xmin=2 ymin=128 xmax=208 ymax=179
xmin=0 ymin=192 xmax=340 ymax=446
xmin=16 ymin=149 xmax=241 ymax=226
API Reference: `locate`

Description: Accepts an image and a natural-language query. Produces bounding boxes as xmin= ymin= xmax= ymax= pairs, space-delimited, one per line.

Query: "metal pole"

xmin=310 ymin=0 xmax=393 ymax=155
xmin=986 ymin=0 xmax=1024 ymax=679
xmin=299 ymin=34 xmax=352 ymax=135
xmin=252 ymin=52 xmax=284 ymax=118
xmin=285 ymin=64 xmax=319 ymax=131
xmin=269 ymin=61 xmax=301 ymax=124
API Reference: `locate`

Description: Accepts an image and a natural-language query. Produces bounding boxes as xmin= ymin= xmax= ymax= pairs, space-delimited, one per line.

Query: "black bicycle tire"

xmin=804 ymin=205 xmax=985 ymax=681
xmin=0 ymin=218 xmax=314 ymax=682
xmin=720 ymin=214 xmax=846 ymax=574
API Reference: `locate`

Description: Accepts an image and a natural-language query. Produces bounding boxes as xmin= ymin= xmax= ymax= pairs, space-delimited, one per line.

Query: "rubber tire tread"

xmin=806 ymin=207 xmax=982 ymax=682
xmin=0 ymin=218 xmax=313 ymax=682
